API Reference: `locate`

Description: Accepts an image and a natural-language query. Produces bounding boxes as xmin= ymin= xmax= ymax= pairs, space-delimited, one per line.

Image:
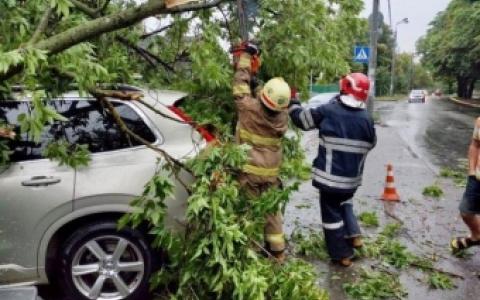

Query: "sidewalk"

xmin=447 ymin=96 xmax=480 ymax=108
xmin=285 ymin=124 xmax=480 ymax=300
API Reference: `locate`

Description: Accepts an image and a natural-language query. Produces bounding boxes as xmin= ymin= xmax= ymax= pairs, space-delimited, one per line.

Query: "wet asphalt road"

xmin=378 ymin=96 xmax=480 ymax=172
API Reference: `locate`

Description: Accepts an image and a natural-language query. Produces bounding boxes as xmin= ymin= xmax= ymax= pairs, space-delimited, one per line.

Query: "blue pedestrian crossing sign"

xmin=353 ymin=46 xmax=370 ymax=63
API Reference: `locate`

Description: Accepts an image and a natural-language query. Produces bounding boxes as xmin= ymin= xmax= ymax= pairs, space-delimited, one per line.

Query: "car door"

xmin=64 ymin=100 xmax=160 ymax=210
xmin=0 ymin=101 xmax=75 ymax=283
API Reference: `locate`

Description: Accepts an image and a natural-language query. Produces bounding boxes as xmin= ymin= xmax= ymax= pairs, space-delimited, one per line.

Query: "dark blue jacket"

xmin=289 ymin=96 xmax=376 ymax=194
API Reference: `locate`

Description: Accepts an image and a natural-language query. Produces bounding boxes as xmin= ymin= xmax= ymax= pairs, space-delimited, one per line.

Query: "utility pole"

xmin=237 ymin=0 xmax=248 ymax=41
xmin=409 ymin=53 xmax=415 ymax=91
xmin=367 ymin=0 xmax=380 ymax=115
xmin=389 ymin=18 xmax=409 ymax=96
xmin=389 ymin=30 xmax=397 ymax=96
xmin=387 ymin=0 xmax=392 ymax=27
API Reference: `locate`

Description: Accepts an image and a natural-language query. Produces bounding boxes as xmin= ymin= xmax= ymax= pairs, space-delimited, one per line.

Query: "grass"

xmin=439 ymin=167 xmax=467 ymax=187
xmin=346 ymin=222 xmax=458 ymax=297
xmin=381 ymin=223 xmax=402 ymax=238
xmin=359 ymin=211 xmax=379 ymax=227
xmin=343 ymin=268 xmax=407 ymax=300
xmin=452 ymin=248 xmax=473 ymax=259
xmin=290 ymin=231 xmax=329 ymax=261
xmin=358 ymin=223 xmax=416 ymax=269
xmin=295 ymin=203 xmax=312 ymax=209
xmin=429 ymin=272 xmax=456 ymax=290
xmin=422 ymin=184 xmax=444 ymax=198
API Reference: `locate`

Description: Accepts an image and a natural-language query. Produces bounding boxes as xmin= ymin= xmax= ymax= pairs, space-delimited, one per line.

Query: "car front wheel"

xmin=57 ymin=221 xmax=157 ymax=300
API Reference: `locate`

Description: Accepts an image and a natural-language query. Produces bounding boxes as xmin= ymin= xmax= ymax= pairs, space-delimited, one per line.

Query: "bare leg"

xmin=461 ymin=213 xmax=480 ymax=240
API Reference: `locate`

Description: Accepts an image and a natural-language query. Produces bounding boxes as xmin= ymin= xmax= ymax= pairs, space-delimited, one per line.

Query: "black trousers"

xmin=319 ymin=190 xmax=361 ymax=260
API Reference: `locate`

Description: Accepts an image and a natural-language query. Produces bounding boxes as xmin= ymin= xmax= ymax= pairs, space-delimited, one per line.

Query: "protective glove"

xmin=231 ymin=41 xmax=262 ymax=74
xmin=288 ymin=100 xmax=301 ymax=107
xmin=243 ymin=42 xmax=261 ymax=56
xmin=230 ymin=41 xmax=261 ymax=55
xmin=0 ymin=127 xmax=16 ymax=139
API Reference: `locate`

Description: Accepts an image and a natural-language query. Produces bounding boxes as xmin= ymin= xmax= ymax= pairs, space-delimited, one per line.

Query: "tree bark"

xmin=467 ymin=79 xmax=476 ymax=99
xmin=457 ymin=77 xmax=467 ymax=98
xmin=0 ymin=0 xmax=230 ymax=82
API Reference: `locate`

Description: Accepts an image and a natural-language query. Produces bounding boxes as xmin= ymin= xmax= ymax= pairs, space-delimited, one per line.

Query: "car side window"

xmin=0 ymin=101 xmax=68 ymax=162
xmin=64 ymin=100 xmax=156 ymax=153
xmin=0 ymin=100 xmax=156 ymax=162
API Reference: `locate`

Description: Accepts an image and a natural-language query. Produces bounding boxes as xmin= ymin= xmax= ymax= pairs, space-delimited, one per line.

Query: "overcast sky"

xmin=361 ymin=0 xmax=451 ymax=53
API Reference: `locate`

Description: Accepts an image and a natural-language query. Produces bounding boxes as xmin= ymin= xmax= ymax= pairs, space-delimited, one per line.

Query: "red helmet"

xmin=339 ymin=73 xmax=370 ymax=108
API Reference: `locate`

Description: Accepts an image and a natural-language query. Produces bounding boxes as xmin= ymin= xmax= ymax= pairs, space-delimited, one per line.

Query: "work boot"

xmin=333 ymin=257 xmax=353 ymax=267
xmin=339 ymin=258 xmax=353 ymax=267
xmin=351 ymin=236 xmax=363 ymax=249
xmin=272 ymin=251 xmax=286 ymax=264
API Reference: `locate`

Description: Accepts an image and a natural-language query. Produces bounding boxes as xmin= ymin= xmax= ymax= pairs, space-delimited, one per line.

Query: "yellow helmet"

xmin=260 ymin=77 xmax=291 ymax=112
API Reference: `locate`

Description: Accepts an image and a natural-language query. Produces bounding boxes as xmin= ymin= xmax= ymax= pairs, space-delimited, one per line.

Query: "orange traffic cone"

xmin=381 ymin=164 xmax=400 ymax=202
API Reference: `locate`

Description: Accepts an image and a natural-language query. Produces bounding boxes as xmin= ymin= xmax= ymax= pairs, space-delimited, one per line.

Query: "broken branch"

xmin=115 ymin=36 xmax=175 ymax=73
xmin=97 ymin=95 xmax=192 ymax=193
xmin=28 ymin=8 xmax=53 ymax=45
xmin=410 ymin=261 xmax=465 ymax=279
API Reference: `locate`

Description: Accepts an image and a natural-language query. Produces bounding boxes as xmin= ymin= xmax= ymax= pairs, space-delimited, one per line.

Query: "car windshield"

xmin=411 ymin=90 xmax=423 ymax=95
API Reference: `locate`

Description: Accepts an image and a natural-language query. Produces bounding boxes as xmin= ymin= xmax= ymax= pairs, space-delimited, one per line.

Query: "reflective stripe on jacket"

xmin=289 ymin=96 xmax=376 ymax=193
xmin=233 ymin=53 xmax=288 ymax=183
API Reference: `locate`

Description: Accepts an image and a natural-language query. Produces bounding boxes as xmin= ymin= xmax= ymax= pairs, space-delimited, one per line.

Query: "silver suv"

xmin=0 ymin=86 xmax=207 ymax=300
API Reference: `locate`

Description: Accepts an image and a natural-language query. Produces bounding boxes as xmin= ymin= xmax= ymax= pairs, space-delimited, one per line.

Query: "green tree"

xmin=0 ymin=0 xmax=363 ymax=298
xmin=417 ymin=0 xmax=480 ymax=98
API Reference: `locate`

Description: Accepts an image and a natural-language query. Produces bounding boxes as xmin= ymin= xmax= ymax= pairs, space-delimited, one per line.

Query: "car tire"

xmin=56 ymin=221 xmax=158 ymax=300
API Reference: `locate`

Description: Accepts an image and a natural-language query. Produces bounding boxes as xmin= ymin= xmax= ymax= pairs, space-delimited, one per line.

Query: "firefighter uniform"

xmin=289 ymin=95 xmax=376 ymax=261
xmin=233 ymin=53 xmax=289 ymax=255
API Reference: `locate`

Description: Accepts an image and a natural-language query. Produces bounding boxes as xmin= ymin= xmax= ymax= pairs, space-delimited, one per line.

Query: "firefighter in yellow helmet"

xmin=231 ymin=42 xmax=291 ymax=262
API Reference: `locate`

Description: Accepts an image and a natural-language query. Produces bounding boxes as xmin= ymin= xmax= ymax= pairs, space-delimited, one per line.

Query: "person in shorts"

xmin=451 ymin=117 xmax=480 ymax=251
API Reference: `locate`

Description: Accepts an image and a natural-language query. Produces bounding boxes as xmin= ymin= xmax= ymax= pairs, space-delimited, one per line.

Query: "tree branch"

xmin=96 ymin=95 xmax=192 ymax=193
xmin=141 ymin=23 xmax=175 ymax=39
xmin=70 ymin=0 xmax=99 ymax=17
xmin=0 ymin=0 xmax=231 ymax=81
xmin=71 ymin=0 xmax=111 ymax=17
xmin=99 ymin=0 xmax=111 ymax=14
xmin=140 ymin=15 xmax=195 ymax=39
xmin=115 ymin=36 xmax=175 ymax=73
xmin=409 ymin=261 xmax=464 ymax=279
xmin=216 ymin=4 xmax=233 ymax=44
xmin=28 ymin=8 xmax=54 ymax=45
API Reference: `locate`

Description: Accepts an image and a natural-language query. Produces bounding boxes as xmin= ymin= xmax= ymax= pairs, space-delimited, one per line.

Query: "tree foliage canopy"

xmin=1 ymin=0 xmax=365 ymax=298
xmin=417 ymin=0 xmax=480 ymax=98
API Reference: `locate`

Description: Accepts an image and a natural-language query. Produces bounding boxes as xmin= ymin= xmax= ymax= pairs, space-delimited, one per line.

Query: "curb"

xmin=448 ymin=96 xmax=480 ymax=108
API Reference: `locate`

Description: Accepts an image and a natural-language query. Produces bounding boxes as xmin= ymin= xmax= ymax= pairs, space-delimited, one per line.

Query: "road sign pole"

xmin=367 ymin=0 xmax=380 ymax=116
xmin=389 ymin=30 xmax=397 ymax=96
